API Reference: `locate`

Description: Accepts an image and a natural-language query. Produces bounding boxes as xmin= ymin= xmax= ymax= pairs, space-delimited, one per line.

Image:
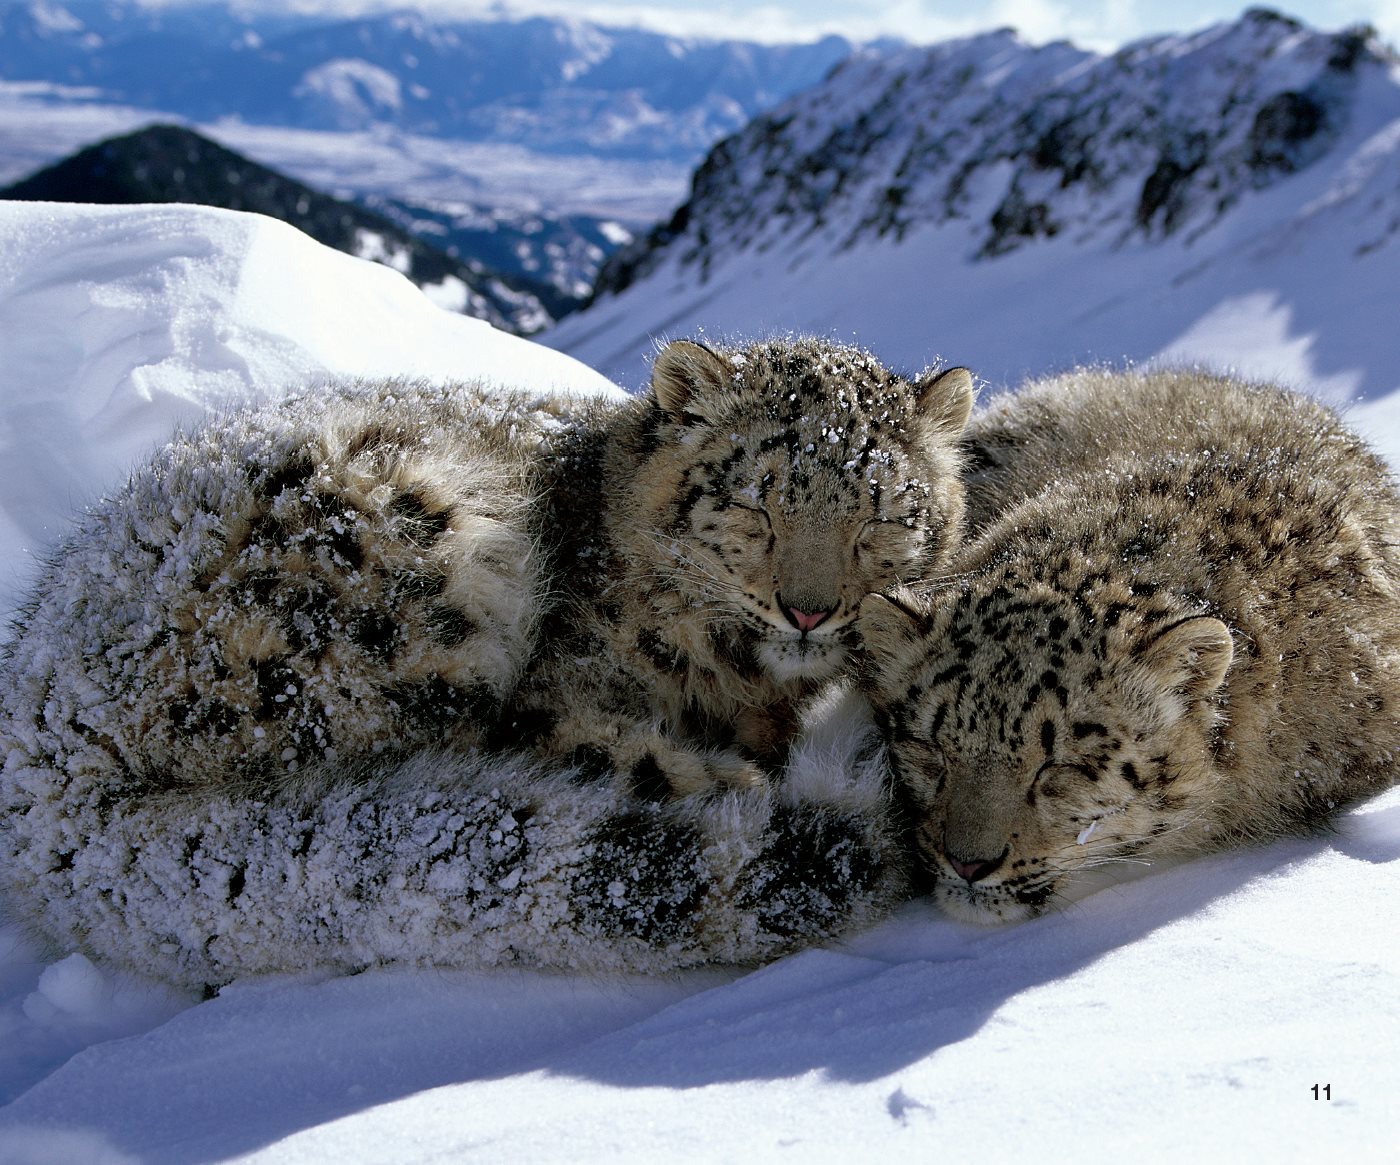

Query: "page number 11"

xmin=1311 ymin=1084 xmax=1332 ymax=1100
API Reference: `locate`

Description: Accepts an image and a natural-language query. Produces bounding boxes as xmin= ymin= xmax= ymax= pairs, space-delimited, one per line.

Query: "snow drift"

xmin=0 ymin=200 xmax=618 ymax=619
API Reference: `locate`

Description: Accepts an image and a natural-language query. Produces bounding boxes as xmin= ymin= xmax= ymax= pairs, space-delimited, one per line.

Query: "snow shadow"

xmin=0 ymin=835 xmax=1322 ymax=1164
xmin=1328 ymin=796 xmax=1400 ymax=865
xmin=0 ymin=958 xmax=734 ymax=1164
xmin=10 ymin=776 xmax=1400 ymax=1165
xmin=544 ymin=839 xmax=1312 ymax=1090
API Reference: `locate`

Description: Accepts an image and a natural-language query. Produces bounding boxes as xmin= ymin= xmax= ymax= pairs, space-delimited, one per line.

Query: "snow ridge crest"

xmin=595 ymin=9 xmax=1392 ymax=298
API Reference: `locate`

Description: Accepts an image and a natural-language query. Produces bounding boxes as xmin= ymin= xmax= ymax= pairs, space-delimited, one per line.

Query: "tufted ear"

xmin=650 ymin=340 xmax=732 ymax=420
xmin=1139 ymin=615 xmax=1234 ymax=699
xmin=911 ymin=366 xmax=975 ymax=439
xmin=856 ymin=588 xmax=934 ymax=692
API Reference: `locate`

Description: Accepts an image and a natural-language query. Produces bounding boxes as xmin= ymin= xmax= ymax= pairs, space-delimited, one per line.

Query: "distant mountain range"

xmin=0 ymin=1 xmax=865 ymax=163
xmin=358 ymin=195 xmax=631 ymax=304
xmin=0 ymin=123 xmax=568 ymax=333
xmin=592 ymin=8 xmax=1382 ymax=298
xmin=0 ymin=1 xmax=879 ymax=326
xmin=549 ymin=9 xmax=1400 ymax=404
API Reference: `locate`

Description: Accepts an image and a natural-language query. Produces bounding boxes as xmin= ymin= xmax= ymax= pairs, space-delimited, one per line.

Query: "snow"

xmin=294 ymin=58 xmax=405 ymax=123
xmin=0 ymin=199 xmax=1397 ymax=1160
xmin=0 ymin=200 xmax=618 ymax=615
xmin=544 ymin=23 xmax=1400 ymax=408
xmin=552 ymin=178 xmax=1400 ymax=401
xmin=0 ymin=84 xmax=690 ymax=225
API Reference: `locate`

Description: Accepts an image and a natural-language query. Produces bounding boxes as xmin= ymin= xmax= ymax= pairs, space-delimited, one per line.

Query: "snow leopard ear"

xmin=910 ymin=366 xmax=975 ymax=439
xmin=856 ymin=588 xmax=934 ymax=693
xmin=1140 ymin=616 xmax=1234 ymax=699
xmin=651 ymin=340 xmax=732 ymax=420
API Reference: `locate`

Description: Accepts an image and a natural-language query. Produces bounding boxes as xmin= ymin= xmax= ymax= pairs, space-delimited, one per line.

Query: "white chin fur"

xmin=933 ymin=881 xmax=1040 ymax=926
xmin=784 ymin=685 xmax=886 ymax=807
xmin=760 ymin=636 xmax=845 ymax=683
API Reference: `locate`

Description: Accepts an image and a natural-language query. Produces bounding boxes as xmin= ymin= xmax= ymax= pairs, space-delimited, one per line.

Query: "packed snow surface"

xmin=0 ymin=201 xmax=1396 ymax=1161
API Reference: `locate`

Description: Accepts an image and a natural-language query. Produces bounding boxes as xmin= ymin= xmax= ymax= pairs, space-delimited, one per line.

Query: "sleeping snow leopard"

xmin=0 ymin=335 xmax=970 ymax=985
xmin=505 ymin=337 xmax=974 ymax=795
xmin=858 ymin=369 xmax=1400 ymax=924
xmin=0 ymin=336 xmax=974 ymax=807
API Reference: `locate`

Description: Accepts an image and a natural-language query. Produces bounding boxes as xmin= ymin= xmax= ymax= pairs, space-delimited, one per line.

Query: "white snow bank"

xmin=2 ymin=797 xmax=1397 ymax=1162
xmin=0 ymin=201 xmax=620 ymax=619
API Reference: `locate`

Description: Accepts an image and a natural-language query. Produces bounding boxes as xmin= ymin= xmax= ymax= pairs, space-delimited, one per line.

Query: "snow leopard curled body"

xmin=860 ymin=369 xmax=1400 ymax=924
xmin=0 ymin=336 xmax=973 ymax=986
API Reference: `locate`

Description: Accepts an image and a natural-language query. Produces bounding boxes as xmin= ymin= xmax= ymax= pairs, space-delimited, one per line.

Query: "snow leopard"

xmin=511 ymin=337 xmax=974 ymax=795
xmin=0 ymin=336 xmax=971 ymax=984
xmin=859 ymin=368 xmax=1400 ymax=924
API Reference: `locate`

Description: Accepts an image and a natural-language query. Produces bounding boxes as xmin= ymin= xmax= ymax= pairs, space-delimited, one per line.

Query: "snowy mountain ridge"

xmin=598 ymin=10 xmax=1389 ymax=293
xmin=550 ymin=9 xmax=1400 ymax=406
xmin=0 ymin=0 xmax=870 ymax=305
xmin=0 ymin=122 xmax=579 ymax=333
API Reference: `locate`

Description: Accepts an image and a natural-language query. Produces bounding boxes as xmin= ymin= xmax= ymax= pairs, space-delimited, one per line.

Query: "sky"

xmin=143 ymin=0 xmax=1400 ymax=50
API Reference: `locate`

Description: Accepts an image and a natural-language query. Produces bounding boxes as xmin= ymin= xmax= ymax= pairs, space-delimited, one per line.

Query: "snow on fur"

xmin=0 ymin=366 xmax=905 ymax=987
xmin=1 ymin=672 xmax=900 ymax=988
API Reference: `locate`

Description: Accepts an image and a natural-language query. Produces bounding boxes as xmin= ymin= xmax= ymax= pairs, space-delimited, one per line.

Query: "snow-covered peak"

xmin=0 ymin=2 xmax=866 ymax=162
xmin=23 ymin=1 xmax=81 ymax=36
xmin=600 ymin=9 xmax=1391 ymax=290
xmin=293 ymin=57 xmax=405 ymax=125
xmin=550 ymin=10 xmax=1400 ymax=405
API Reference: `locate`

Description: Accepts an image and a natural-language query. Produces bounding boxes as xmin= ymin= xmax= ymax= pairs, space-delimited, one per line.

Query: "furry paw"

xmin=598 ymin=733 xmax=768 ymax=801
xmin=533 ymin=709 xmax=768 ymax=801
xmin=648 ymin=747 xmax=766 ymax=799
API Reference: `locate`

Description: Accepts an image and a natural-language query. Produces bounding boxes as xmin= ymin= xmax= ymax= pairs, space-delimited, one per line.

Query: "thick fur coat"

xmin=0 ymin=338 xmax=973 ymax=985
xmin=862 ymin=369 xmax=1400 ymax=923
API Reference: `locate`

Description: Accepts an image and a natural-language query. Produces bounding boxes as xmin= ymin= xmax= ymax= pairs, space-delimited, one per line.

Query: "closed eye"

xmin=892 ymin=736 xmax=946 ymax=796
xmin=855 ymin=517 xmax=919 ymax=560
xmin=859 ymin=517 xmax=915 ymax=535
xmin=1031 ymin=760 xmax=1098 ymax=794
xmin=718 ymin=501 xmax=772 ymax=536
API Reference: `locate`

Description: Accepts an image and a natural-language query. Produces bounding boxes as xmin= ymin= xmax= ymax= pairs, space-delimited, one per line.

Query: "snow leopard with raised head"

xmin=0 ymin=336 xmax=972 ymax=985
xmin=859 ymin=369 xmax=1400 ymax=924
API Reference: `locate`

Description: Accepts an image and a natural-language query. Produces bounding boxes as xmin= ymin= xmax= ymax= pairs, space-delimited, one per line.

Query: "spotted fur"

xmin=0 ymin=337 xmax=969 ymax=981
xmin=0 ymin=379 xmax=558 ymax=794
xmin=860 ymin=369 xmax=1400 ymax=924
xmin=1 ymin=677 xmax=904 ymax=988
xmin=515 ymin=336 xmax=974 ymax=793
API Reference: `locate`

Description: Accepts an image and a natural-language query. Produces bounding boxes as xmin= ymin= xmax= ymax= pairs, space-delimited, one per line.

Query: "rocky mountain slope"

xmin=548 ymin=9 xmax=1400 ymax=402
xmin=596 ymin=9 xmax=1379 ymax=291
xmin=361 ymin=194 xmax=630 ymax=306
xmin=0 ymin=123 xmax=566 ymax=332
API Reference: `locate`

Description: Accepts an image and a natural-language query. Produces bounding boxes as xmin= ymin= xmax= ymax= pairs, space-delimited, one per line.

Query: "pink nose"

xmin=788 ymin=607 xmax=831 ymax=633
xmin=947 ymin=851 xmax=1006 ymax=884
